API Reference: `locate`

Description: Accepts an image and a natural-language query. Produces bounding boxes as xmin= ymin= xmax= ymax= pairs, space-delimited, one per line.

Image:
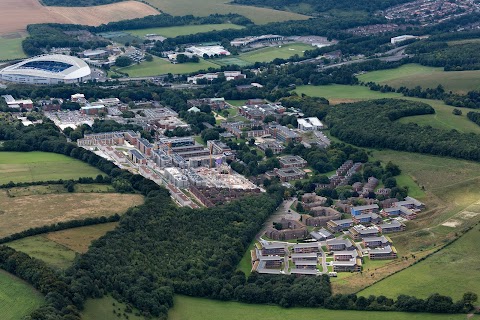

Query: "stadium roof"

xmin=0 ymin=54 xmax=91 ymax=80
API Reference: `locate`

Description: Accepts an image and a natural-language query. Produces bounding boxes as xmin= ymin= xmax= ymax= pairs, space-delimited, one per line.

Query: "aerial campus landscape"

xmin=0 ymin=0 xmax=480 ymax=319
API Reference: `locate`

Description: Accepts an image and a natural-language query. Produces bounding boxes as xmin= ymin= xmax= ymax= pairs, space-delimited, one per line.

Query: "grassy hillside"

xmin=0 ymin=270 xmax=45 ymax=320
xmin=0 ymin=36 xmax=26 ymax=60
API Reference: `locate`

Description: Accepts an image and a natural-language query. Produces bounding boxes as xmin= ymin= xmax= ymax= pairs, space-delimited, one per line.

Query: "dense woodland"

xmin=407 ymin=42 xmax=480 ymax=71
xmin=467 ymin=111 xmax=480 ymax=127
xmin=42 ymin=0 xmax=123 ymax=6
xmin=327 ymin=99 xmax=480 ymax=161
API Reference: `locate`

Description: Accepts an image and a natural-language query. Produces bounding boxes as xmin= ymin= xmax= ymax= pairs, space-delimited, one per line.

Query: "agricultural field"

xmin=168 ymin=295 xmax=470 ymax=320
xmin=126 ymin=23 xmax=244 ymax=38
xmin=0 ymin=34 xmax=27 ymax=60
xmin=143 ymin=0 xmax=309 ymax=24
xmin=0 ymin=151 xmax=103 ymax=184
xmin=0 ymin=270 xmax=45 ymax=320
xmin=115 ymin=56 xmax=218 ymax=77
xmin=357 ymin=64 xmax=480 ymax=94
xmin=359 ymin=224 xmax=480 ymax=300
xmin=240 ymin=43 xmax=314 ymax=63
xmin=295 ymin=85 xmax=480 ymax=134
xmin=0 ymin=0 xmax=159 ymax=35
xmin=0 ymin=189 xmax=143 ymax=238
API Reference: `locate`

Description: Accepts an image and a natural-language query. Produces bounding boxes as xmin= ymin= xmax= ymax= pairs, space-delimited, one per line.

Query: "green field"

xmin=0 ymin=270 xmax=45 ymax=320
xmin=0 ymin=151 xmax=104 ymax=184
xmin=168 ymin=295 xmax=470 ymax=320
xmin=295 ymin=85 xmax=480 ymax=134
xmin=0 ymin=35 xmax=26 ymax=61
xmin=143 ymin=0 xmax=309 ymax=24
xmin=115 ymin=57 xmax=218 ymax=77
xmin=126 ymin=23 xmax=244 ymax=38
xmin=359 ymin=224 xmax=480 ymax=300
xmin=82 ymin=295 xmax=147 ymax=320
xmin=212 ymin=57 xmax=252 ymax=67
xmin=357 ymin=64 xmax=480 ymax=94
xmin=240 ymin=43 xmax=314 ymax=63
xmin=7 ymin=236 xmax=77 ymax=269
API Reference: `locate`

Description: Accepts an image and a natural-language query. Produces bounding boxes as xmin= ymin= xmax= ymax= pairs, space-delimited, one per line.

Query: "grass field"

xmin=295 ymin=85 xmax=480 ymax=134
xmin=359 ymin=224 xmax=480 ymax=300
xmin=357 ymin=64 xmax=480 ymax=94
xmin=240 ymin=43 xmax=313 ymax=63
xmin=82 ymin=295 xmax=147 ymax=320
xmin=0 ymin=35 xmax=26 ymax=60
xmin=126 ymin=23 xmax=244 ymax=38
xmin=115 ymin=56 xmax=218 ymax=77
xmin=168 ymin=295 xmax=470 ymax=320
xmin=0 ymin=270 xmax=45 ymax=320
xmin=212 ymin=57 xmax=252 ymax=67
xmin=143 ymin=0 xmax=309 ymax=24
xmin=0 ymin=189 xmax=143 ymax=238
xmin=0 ymin=151 xmax=103 ymax=184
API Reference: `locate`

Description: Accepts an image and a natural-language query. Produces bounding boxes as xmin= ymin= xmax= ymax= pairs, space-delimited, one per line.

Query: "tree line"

xmin=467 ymin=111 xmax=480 ymax=126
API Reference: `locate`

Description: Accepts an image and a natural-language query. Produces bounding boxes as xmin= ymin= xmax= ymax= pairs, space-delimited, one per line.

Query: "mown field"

xmin=0 ymin=186 xmax=143 ymax=238
xmin=357 ymin=64 xmax=480 ymax=94
xmin=240 ymin=43 xmax=313 ymax=63
xmin=115 ymin=56 xmax=218 ymax=77
xmin=168 ymin=295 xmax=471 ymax=320
xmin=0 ymin=35 xmax=26 ymax=60
xmin=126 ymin=23 xmax=244 ymax=38
xmin=295 ymin=85 xmax=480 ymax=134
xmin=0 ymin=270 xmax=45 ymax=320
xmin=0 ymin=151 xmax=103 ymax=184
xmin=143 ymin=0 xmax=309 ymax=24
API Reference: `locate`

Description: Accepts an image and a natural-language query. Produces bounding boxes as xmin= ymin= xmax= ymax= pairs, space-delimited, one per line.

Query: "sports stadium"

xmin=0 ymin=54 xmax=91 ymax=85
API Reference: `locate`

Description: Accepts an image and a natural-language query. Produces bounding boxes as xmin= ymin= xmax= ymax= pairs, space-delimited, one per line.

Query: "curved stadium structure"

xmin=0 ymin=54 xmax=91 ymax=85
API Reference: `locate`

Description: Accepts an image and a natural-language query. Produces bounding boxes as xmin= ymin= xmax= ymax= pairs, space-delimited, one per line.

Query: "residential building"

xmin=349 ymin=225 xmax=380 ymax=240
xmin=351 ymin=204 xmax=379 ymax=216
xmin=326 ymin=238 xmax=355 ymax=251
xmin=362 ymin=236 xmax=392 ymax=248
xmin=332 ymin=259 xmax=362 ymax=272
xmin=269 ymin=125 xmax=302 ymax=144
xmin=378 ymin=220 xmax=406 ymax=233
xmin=292 ymin=243 xmax=320 ymax=254
xmin=137 ymin=138 xmax=153 ymax=157
xmin=326 ymin=219 xmax=354 ymax=232
xmin=333 ymin=249 xmax=360 ymax=261
xmin=310 ymin=228 xmax=334 ymax=241
xmin=352 ymin=212 xmax=382 ymax=224
xmin=129 ymin=149 xmax=146 ymax=165
xmin=265 ymin=218 xmax=308 ymax=241
xmin=278 ymin=155 xmax=307 ymax=168
xmin=261 ymin=242 xmax=287 ymax=256
xmin=368 ymin=245 xmax=397 ymax=260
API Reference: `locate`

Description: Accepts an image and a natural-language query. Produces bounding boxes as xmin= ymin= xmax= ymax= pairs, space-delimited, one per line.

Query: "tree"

xmin=115 ymin=56 xmax=133 ymax=67
xmin=145 ymin=54 xmax=153 ymax=62
xmin=452 ymin=108 xmax=462 ymax=116
xmin=201 ymin=129 xmax=220 ymax=142
xmin=265 ymin=148 xmax=274 ymax=158
xmin=462 ymin=292 xmax=478 ymax=310
xmin=385 ymin=161 xmax=401 ymax=176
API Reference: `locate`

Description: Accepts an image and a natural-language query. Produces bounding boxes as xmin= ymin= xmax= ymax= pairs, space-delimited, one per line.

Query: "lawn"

xmin=240 ymin=43 xmax=314 ymax=63
xmin=357 ymin=63 xmax=480 ymax=94
xmin=115 ymin=56 xmax=219 ymax=77
xmin=168 ymin=295 xmax=469 ymax=320
xmin=0 ymin=35 xmax=26 ymax=60
xmin=236 ymin=240 xmax=256 ymax=275
xmin=0 ymin=151 xmax=103 ymax=184
xmin=143 ymin=0 xmax=309 ymax=24
xmin=0 ymin=270 xmax=45 ymax=320
xmin=359 ymin=224 xmax=480 ymax=300
xmin=295 ymin=85 xmax=480 ymax=134
xmin=0 ymin=189 xmax=144 ymax=238
xmin=226 ymin=100 xmax=247 ymax=107
xmin=82 ymin=295 xmax=147 ymax=320
xmin=7 ymin=236 xmax=77 ymax=269
xmin=126 ymin=23 xmax=244 ymax=38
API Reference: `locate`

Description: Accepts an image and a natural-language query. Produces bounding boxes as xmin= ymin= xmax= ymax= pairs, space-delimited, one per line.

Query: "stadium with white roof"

xmin=0 ymin=54 xmax=91 ymax=85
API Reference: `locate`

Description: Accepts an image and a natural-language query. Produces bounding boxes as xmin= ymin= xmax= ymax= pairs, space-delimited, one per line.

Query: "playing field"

xmin=0 ymin=35 xmax=26 ymax=60
xmin=0 ymin=270 xmax=45 ymax=320
xmin=295 ymin=85 xmax=480 ymax=134
xmin=116 ymin=56 xmax=219 ymax=77
xmin=168 ymin=295 xmax=469 ymax=320
xmin=143 ymin=0 xmax=309 ymax=24
xmin=126 ymin=23 xmax=244 ymax=38
xmin=357 ymin=64 xmax=480 ymax=94
xmin=0 ymin=151 xmax=103 ymax=184
xmin=212 ymin=57 xmax=252 ymax=67
xmin=0 ymin=189 xmax=143 ymax=238
xmin=240 ymin=43 xmax=314 ymax=63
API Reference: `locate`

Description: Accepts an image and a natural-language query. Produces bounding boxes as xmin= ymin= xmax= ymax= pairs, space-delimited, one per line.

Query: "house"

xmin=326 ymin=219 xmax=354 ymax=233
xmin=351 ymin=204 xmax=379 ymax=216
xmin=332 ymin=259 xmax=362 ymax=272
xmin=326 ymin=238 xmax=355 ymax=251
xmin=368 ymin=245 xmax=397 ymax=260
xmin=378 ymin=220 xmax=406 ymax=233
xmin=310 ymin=228 xmax=334 ymax=241
xmin=352 ymin=212 xmax=382 ymax=224
xmin=261 ymin=242 xmax=287 ymax=256
xmin=293 ymin=243 xmax=320 ymax=254
xmin=362 ymin=236 xmax=391 ymax=248
xmin=349 ymin=225 xmax=380 ymax=240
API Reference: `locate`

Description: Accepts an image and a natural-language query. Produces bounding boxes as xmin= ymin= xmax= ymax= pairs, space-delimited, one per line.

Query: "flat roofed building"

xmin=129 ymin=149 xmax=146 ymax=165
xmin=278 ymin=155 xmax=308 ymax=168
xmin=310 ymin=228 xmax=334 ymax=241
xmin=294 ymin=260 xmax=317 ymax=269
xmin=292 ymin=242 xmax=320 ymax=254
xmin=297 ymin=117 xmax=324 ymax=131
xmin=290 ymin=268 xmax=318 ymax=275
xmin=261 ymin=242 xmax=287 ymax=256
xmin=369 ymin=245 xmax=397 ymax=260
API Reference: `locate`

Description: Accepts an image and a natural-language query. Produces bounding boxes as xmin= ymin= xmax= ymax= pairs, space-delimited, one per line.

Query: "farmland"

xmin=0 ymin=151 xmax=103 ymax=184
xmin=295 ymin=85 xmax=480 ymax=134
xmin=357 ymin=64 xmax=480 ymax=94
xmin=0 ymin=270 xmax=45 ymax=320
xmin=168 ymin=295 xmax=470 ymax=320
xmin=240 ymin=43 xmax=314 ymax=63
xmin=115 ymin=56 xmax=218 ymax=77
xmin=0 ymin=34 xmax=26 ymax=60
xmin=126 ymin=23 xmax=244 ymax=38
xmin=143 ymin=0 xmax=309 ymax=24
xmin=0 ymin=0 xmax=159 ymax=35
xmin=0 ymin=189 xmax=143 ymax=238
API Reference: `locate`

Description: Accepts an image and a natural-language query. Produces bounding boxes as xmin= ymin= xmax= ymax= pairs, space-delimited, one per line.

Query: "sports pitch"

xmin=115 ymin=56 xmax=218 ymax=76
xmin=240 ymin=43 xmax=314 ymax=63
